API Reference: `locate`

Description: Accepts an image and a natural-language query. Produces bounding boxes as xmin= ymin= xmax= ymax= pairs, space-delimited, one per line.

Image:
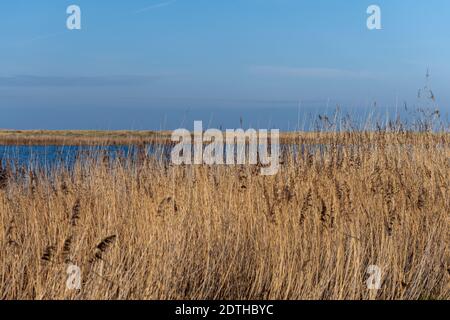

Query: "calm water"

xmin=0 ymin=144 xmax=312 ymax=170
xmin=0 ymin=145 xmax=172 ymax=170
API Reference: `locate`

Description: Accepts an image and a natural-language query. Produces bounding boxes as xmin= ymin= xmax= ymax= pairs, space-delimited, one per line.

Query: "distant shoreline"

xmin=0 ymin=130 xmax=447 ymax=146
xmin=0 ymin=130 xmax=172 ymax=146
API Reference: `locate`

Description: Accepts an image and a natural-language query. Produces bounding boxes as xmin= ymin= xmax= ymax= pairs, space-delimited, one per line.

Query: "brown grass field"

xmin=0 ymin=130 xmax=449 ymax=300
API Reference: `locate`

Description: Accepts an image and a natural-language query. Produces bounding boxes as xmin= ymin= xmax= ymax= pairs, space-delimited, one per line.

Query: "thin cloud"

xmin=250 ymin=66 xmax=379 ymax=79
xmin=0 ymin=75 xmax=162 ymax=87
xmin=15 ymin=32 xmax=65 ymax=47
xmin=135 ymin=0 xmax=176 ymax=14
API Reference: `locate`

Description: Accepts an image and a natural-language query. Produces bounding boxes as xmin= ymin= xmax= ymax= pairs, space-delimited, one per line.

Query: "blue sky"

xmin=0 ymin=0 xmax=449 ymax=129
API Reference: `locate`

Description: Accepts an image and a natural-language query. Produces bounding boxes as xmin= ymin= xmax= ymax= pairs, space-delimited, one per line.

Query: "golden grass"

xmin=0 ymin=131 xmax=449 ymax=300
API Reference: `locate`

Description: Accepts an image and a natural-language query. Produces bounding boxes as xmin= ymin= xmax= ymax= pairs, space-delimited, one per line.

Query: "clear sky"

xmin=0 ymin=0 xmax=449 ymax=129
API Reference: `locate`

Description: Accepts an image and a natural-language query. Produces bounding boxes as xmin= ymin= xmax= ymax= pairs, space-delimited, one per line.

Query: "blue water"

xmin=0 ymin=145 xmax=162 ymax=170
xmin=0 ymin=144 xmax=319 ymax=171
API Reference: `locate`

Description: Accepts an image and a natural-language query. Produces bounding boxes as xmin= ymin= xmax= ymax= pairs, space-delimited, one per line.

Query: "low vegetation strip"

xmin=0 ymin=130 xmax=448 ymax=146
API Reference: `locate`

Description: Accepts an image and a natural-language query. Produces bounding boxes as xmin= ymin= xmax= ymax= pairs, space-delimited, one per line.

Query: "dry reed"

xmin=0 ymin=131 xmax=449 ymax=300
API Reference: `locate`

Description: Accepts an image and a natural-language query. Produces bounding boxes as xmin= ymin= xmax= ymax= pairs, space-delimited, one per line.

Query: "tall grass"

xmin=0 ymin=129 xmax=449 ymax=300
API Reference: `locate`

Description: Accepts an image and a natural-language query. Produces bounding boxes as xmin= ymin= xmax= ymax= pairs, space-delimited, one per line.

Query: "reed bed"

xmin=0 ymin=131 xmax=449 ymax=300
